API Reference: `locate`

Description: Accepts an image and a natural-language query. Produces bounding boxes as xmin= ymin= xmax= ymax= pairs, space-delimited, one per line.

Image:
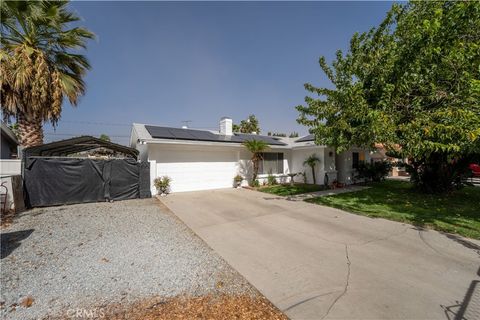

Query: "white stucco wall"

xmin=291 ymin=147 xmax=330 ymax=185
xmin=335 ymin=147 xmax=372 ymax=184
xmin=0 ymin=159 xmax=22 ymax=176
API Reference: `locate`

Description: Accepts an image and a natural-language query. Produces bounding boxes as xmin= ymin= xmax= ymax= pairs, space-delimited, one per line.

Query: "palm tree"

xmin=243 ymin=139 xmax=269 ymax=184
xmin=303 ymin=154 xmax=321 ymax=184
xmin=1 ymin=1 xmax=94 ymax=147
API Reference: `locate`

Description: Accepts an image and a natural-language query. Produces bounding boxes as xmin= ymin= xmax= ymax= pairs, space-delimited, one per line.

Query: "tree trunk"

xmin=17 ymin=113 xmax=43 ymax=147
xmin=252 ymin=159 xmax=259 ymax=183
xmin=311 ymin=165 xmax=316 ymax=184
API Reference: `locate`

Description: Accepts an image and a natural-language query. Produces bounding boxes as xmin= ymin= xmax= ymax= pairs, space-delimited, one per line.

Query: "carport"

xmin=23 ymin=136 xmax=151 ymax=207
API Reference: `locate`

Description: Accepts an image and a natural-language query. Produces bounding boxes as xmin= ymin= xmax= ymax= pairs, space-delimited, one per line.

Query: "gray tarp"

xmin=24 ymin=158 xmax=151 ymax=207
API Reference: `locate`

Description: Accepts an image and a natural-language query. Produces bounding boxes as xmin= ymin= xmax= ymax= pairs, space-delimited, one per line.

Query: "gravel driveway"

xmin=0 ymin=199 xmax=259 ymax=319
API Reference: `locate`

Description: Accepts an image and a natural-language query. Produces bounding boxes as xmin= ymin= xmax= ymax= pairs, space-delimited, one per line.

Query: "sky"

xmin=43 ymin=1 xmax=395 ymax=145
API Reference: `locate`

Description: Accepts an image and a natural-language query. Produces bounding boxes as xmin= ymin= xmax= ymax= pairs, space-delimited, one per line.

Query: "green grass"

xmin=306 ymin=180 xmax=480 ymax=239
xmin=258 ymin=183 xmax=326 ymax=196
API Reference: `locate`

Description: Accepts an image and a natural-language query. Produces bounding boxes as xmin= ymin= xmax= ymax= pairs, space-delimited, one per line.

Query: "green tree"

xmin=99 ymin=134 xmax=110 ymax=142
xmin=1 ymin=1 xmax=94 ymax=147
xmin=289 ymin=132 xmax=299 ymax=138
xmin=303 ymin=154 xmax=321 ymax=184
xmin=243 ymin=139 xmax=269 ymax=184
xmin=234 ymin=115 xmax=261 ymax=134
xmin=297 ymin=1 xmax=480 ymax=193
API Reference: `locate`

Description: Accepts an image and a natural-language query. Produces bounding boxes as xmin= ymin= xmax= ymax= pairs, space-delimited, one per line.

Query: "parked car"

xmin=469 ymin=163 xmax=480 ymax=178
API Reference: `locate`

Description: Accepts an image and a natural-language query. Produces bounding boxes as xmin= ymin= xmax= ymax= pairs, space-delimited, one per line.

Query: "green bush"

xmin=267 ymin=173 xmax=277 ymax=186
xmin=356 ymin=161 xmax=392 ymax=182
xmin=154 ymin=176 xmax=172 ymax=195
xmin=251 ymin=179 xmax=260 ymax=187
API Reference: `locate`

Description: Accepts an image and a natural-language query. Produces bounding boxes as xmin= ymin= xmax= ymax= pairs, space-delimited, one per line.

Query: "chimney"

xmin=219 ymin=117 xmax=233 ymax=135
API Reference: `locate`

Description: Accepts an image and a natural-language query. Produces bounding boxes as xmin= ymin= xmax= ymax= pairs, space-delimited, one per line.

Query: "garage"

xmin=150 ymin=145 xmax=238 ymax=193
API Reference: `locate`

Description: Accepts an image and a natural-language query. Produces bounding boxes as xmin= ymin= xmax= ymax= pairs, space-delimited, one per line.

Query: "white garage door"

xmin=155 ymin=149 xmax=237 ymax=192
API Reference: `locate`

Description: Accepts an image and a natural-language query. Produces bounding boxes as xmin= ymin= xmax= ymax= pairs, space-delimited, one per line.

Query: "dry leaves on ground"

xmin=102 ymin=294 xmax=288 ymax=320
xmin=0 ymin=211 xmax=15 ymax=228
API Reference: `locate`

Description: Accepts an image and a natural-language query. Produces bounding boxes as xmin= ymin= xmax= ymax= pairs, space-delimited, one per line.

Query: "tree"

xmin=303 ymin=154 xmax=321 ymax=184
xmin=234 ymin=115 xmax=261 ymax=134
xmin=99 ymin=134 xmax=110 ymax=142
xmin=297 ymin=1 xmax=480 ymax=193
xmin=1 ymin=1 xmax=94 ymax=147
xmin=243 ymin=139 xmax=269 ymax=184
xmin=289 ymin=132 xmax=299 ymax=138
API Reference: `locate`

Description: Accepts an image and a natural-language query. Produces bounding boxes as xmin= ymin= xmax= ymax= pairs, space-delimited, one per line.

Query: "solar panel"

xmin=235 ymin=133 xmax=287 ymax=146
xmin=145 ymin=126 xmax=175 ymax=139
xmin=169 ymin=128 xmax=197 ymax=140
xmin=144 ymin=125 xmax=287 ymax=145
xmin=191 ymin=130 xmax=216 ymax=141
xmin=295 ymin=134 xmax=315 ymax=143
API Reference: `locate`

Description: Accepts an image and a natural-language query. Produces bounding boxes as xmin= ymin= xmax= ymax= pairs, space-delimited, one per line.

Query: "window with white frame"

xmin=258 ymin=152 xmax=284 ymax=174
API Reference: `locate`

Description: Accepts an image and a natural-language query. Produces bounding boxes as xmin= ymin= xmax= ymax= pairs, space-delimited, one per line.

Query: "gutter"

xmin=138 ymin=138 xmax=290 ymax=149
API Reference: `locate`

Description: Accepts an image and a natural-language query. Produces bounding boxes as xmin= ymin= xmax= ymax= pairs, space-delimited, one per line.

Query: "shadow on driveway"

xmin=1 ymin=229 xmax=34 ymax=259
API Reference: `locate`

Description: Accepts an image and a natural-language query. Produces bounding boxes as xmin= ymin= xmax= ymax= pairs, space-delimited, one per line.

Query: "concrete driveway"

xmin=162 ymin=188 xmax=480 ymax=320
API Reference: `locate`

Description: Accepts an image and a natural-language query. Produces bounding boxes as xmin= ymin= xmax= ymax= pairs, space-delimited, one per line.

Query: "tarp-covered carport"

xmin=23 ymin=136 xmax=151 ymax=207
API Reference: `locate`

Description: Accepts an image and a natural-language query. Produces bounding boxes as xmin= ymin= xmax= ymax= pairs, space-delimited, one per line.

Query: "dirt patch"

xmin=101 ymin=294 xmax=287 ymax=320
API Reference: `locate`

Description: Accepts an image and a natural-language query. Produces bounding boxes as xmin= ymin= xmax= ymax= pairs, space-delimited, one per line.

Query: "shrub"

xmin=250 ymin=179 xmax=260 ymax=187
xmin=356 ymin=161 xmax=392 ymax=182
xmin=154 ymin=176 xmax=171 ymax=195
xmin=233 ymin=175 xmax=243 ymax=187
xmin=234 ymin=175 xmax=243 ymax=182
xmin=299 ymin=171 xmax=307 ymax=184
xmin=267 ymin=173 xmax=277 ymax=186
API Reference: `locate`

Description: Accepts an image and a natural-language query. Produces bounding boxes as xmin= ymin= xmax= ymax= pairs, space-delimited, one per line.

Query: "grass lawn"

xmin=258 ymin=183 xmax=326 ymax=196
xmin=306 ymin=180 xmax=480 ymax=239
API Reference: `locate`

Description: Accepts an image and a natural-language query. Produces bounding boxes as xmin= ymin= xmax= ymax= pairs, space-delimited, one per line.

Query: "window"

xmin=352 ymin=152 xmax=365 ymax=169
xmin=258 ymin=153 xmax=284 ymax=174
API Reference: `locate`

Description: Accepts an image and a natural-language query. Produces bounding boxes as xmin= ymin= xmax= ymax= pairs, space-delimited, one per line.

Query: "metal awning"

xmin=23 ymin=136 xmax=138 ymax=159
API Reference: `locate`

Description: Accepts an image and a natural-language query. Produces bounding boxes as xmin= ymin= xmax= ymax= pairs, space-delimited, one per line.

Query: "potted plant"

xmin=154 ymin=176 xmax=171 ymax=196
xmin=233 ymin=175 xmax=243 ymax=188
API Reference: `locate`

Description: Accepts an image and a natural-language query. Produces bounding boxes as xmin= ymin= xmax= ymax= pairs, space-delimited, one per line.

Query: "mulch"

xmin=0 ymin=210 xmax=15 ymax=228
xmin=97 ymin=294 xmax=288 ymax=320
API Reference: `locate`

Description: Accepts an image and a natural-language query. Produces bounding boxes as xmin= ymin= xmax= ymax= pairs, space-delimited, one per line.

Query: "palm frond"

xmin=0 ymin=0 xmax=94 ymax=127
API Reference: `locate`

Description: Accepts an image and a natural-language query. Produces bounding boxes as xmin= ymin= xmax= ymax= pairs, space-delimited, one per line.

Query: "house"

xmin=1 ymin=121 xmax=19 ymax=159
xmin=130 ymin=117 xmax=376 ymax=194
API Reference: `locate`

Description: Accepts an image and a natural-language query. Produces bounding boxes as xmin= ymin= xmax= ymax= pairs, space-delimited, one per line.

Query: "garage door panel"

xmin=155 ymin=150 xmax=237 ymax=192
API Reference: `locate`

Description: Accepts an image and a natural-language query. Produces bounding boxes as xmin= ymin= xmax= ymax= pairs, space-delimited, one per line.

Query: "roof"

xmin=295 ymin=134 xmax=315 ymax=143
xmin=24 ymin=136 xmax=139 ymax=159
xmin=0 ymin=121 xmax=19 ymax=146
xmin=139 ymin=124 xmax=288 ymax=146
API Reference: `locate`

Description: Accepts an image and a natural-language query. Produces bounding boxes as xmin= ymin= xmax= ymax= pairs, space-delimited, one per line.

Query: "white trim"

xmin=140 ymin=138 xmax=289 ymax=149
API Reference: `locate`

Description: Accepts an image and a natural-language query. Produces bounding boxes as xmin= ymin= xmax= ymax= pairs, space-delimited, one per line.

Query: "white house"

xmin=130 ymin=117 xmax=375 ymax=194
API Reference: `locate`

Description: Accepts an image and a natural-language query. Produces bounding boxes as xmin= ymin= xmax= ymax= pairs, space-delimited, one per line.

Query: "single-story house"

xmin=130 ymin=117 xmax=377 ymax=194
xmin=1 ymin=121 xmax=19 ymax=159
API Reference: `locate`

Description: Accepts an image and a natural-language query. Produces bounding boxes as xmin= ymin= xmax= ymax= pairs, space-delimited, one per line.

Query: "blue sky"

xmin=44 ymin=1 xmax=394 ymax=145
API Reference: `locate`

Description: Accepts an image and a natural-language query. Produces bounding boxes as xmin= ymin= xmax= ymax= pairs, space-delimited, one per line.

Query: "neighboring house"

xmin=1 ymin=121 xmax=19 ymax=159
xmin=130 ymin=117 xmax=375 ymax=194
